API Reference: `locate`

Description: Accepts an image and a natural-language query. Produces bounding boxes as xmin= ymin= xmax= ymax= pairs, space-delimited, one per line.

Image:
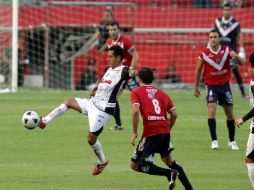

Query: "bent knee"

xmin=130 ymin=161 xmax=139 ymax=171
xmin=246 ymin=157 xmax=254 ymax=163
xmin=63 ymin=98 xmax=75 ymax=107
xmin=87 ymin=132 xmax=97 ymax=145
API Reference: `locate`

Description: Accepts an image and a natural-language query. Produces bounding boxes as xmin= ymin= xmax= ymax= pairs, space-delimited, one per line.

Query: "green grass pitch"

xmin=0 ymin=88 xmax=252 ymax=190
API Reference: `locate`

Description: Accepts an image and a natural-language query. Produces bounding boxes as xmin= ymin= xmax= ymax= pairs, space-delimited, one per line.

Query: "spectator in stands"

xmin=194 ymin=0 xmax=212 ymax=8
xmin=18 ymin=33 xmax=29 ymax=87
xmin=20 ymin=0 xmax=46 ymax=6
xmin=97 ymin=6 xmax=117 ymax=52
xmin=151 ymin=68 xmax=159 ymax=85
xmin=163 ymin=65 xmax=181 ymax=83
xmin=76 ymin=58 xmax=97 ymax=90
xmin=80 ymin=6 xmax=117 ymax=56
xmin=214 ymin=3 xmax=247 ymax=98
xmin=0 ymin=48 xmax=11 ymax=85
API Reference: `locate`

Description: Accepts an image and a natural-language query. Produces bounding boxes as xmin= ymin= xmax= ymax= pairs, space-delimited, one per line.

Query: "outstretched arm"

xmin=235 ymin=86 xmax=254 ymax=127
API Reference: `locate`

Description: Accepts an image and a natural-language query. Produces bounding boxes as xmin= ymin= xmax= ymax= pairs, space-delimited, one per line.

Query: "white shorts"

xmin=246 ymin=132 xmax=254 ymax=157
xmin=75 ymin=98 xmax=111 ymax=133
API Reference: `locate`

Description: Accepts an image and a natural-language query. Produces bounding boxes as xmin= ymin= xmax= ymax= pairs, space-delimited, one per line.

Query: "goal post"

xmin=11 ymin=0 xmax=18 ymax=93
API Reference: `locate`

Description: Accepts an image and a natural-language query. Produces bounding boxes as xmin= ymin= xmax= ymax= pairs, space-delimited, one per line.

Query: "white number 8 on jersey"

xmin=152 ymin=99 xmax=161 ymax=114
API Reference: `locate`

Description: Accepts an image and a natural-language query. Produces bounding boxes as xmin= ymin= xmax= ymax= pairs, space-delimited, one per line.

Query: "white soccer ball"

xmin=22 ymin=111 xmax=40 ymax=130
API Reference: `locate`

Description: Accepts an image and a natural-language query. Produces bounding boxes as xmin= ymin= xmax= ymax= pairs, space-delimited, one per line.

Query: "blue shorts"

xmin=206 ymin=82 xmax=233 ymax=106
xmin=131 ymin=134 xmax=174 ymax=165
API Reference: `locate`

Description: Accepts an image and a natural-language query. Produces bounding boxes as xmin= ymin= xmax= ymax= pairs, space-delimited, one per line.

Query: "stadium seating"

xmin=1 ymin=4 xmax=253 ymax=85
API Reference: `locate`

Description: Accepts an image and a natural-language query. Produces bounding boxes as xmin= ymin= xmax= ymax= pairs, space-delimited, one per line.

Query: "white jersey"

xmin=92 ymin=65 xmax=129 ymax=115
xmin=246 ymin=80 xmax=254 ymax=157
xmin=249 ymin=80 xmax=254 ymax=131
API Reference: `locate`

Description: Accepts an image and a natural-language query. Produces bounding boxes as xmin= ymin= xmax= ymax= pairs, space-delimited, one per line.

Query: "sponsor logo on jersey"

xmin=146 ymin=88 xmax=158 ymax=99
xmin=101 ymin=79 xmax=112 ymax=84
xmin=147 ymin=116 xmax=166 ymax=120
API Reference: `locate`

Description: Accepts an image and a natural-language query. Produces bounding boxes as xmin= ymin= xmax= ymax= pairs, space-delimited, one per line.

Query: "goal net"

xmin=1 ymin=0 xmax=254 ymax=91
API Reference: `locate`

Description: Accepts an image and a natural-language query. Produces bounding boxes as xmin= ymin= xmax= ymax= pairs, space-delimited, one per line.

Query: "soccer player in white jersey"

xmin=235 ymin=52 xmax=254 ymax=188
xmin=37 ymin=46 xmax=131 ymax=175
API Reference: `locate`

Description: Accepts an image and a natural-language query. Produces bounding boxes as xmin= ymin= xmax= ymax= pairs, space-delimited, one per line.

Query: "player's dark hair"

xmin=108 ymin=20 xmax=120 ymax=28
xmin=223 ymin=3 xmax=232 ymax=9
xmin=108 ymin=46 xmax=124 ymax=60
xmin=209 ymin=29 xmax=219 ymax=35
xmin=250 ymin=52 xmax=254 ymax=67
xmin=138 ymin=67 xmax=154 ymax=84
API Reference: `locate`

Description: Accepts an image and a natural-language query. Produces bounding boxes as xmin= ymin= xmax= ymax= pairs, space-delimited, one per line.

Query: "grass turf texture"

xmin=0 ymin=88 xmax=252 ymax=190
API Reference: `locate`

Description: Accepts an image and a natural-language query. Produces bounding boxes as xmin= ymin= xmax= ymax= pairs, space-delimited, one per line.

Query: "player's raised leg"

xmin=38 ymin=98 xmax=82 ymax=129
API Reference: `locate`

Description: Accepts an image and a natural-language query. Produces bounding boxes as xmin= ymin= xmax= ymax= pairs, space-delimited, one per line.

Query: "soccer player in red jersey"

xmin=130 ymin=68 xmax=193 ymax=190
xmin=107 ymin=20 xmax=139 ymax=130
xmin=194 ymin=29 xmax=243 ymax=150
xmin=107 ymin=20 xmax=138 ymax=69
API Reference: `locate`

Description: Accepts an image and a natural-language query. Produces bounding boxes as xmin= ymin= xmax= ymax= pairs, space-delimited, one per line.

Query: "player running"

xmin=130 ymin=67 xmax=193 ymax=190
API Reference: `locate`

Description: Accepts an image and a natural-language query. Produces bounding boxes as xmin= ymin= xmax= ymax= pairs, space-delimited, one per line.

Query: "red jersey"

xmin=130 ymin=85 xmax=175 ymax=138
xmin=107 ymin=35 xmax=134 ymax=67
xmin=199 ymin=45 xmax=232 ymax=85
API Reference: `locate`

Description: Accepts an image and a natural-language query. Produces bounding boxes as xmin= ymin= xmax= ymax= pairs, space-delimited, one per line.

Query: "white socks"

xmin=91 ymin=140 xmax=107 ymax=164
xmin=247 ymin=163 xmax=254 ymax=188
xmin=43 ymin=104 xmax=68 ymax=124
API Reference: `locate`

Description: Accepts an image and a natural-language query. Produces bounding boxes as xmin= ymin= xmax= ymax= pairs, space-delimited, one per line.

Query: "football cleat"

xmin=92 ymin=160 xmax=108 ymax=176
xmin=211 ymin=140 xmax=219 ymax=150
xmin=38 ymin=117 xmax=46 ymax=129
xmin=110 ymin=125 xmax=124 ymax=130
xmin=228 ymin=141 xmax=239 ymax=150
xmin=168 ymin=169 xmax=178 ymax=190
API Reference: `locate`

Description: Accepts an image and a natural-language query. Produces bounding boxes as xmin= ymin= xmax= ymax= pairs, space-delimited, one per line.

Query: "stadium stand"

xmin=0 ymin=1 xmax=253 ymax=87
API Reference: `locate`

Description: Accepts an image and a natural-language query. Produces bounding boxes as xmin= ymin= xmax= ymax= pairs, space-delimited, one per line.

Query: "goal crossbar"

xmin=49 ymin=1 xmax=134 ymax=7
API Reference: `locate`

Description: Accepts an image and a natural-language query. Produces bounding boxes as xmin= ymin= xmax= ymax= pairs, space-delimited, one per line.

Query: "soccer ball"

xmin=22 ymin=111 xmax=40 ymax=130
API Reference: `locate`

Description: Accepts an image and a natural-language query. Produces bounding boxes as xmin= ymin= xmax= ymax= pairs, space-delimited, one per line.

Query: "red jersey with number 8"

xmin=199 ymin=45 xmax=232 ymax=85
xmin=130 ymin=85 xmax=175 ymax=138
